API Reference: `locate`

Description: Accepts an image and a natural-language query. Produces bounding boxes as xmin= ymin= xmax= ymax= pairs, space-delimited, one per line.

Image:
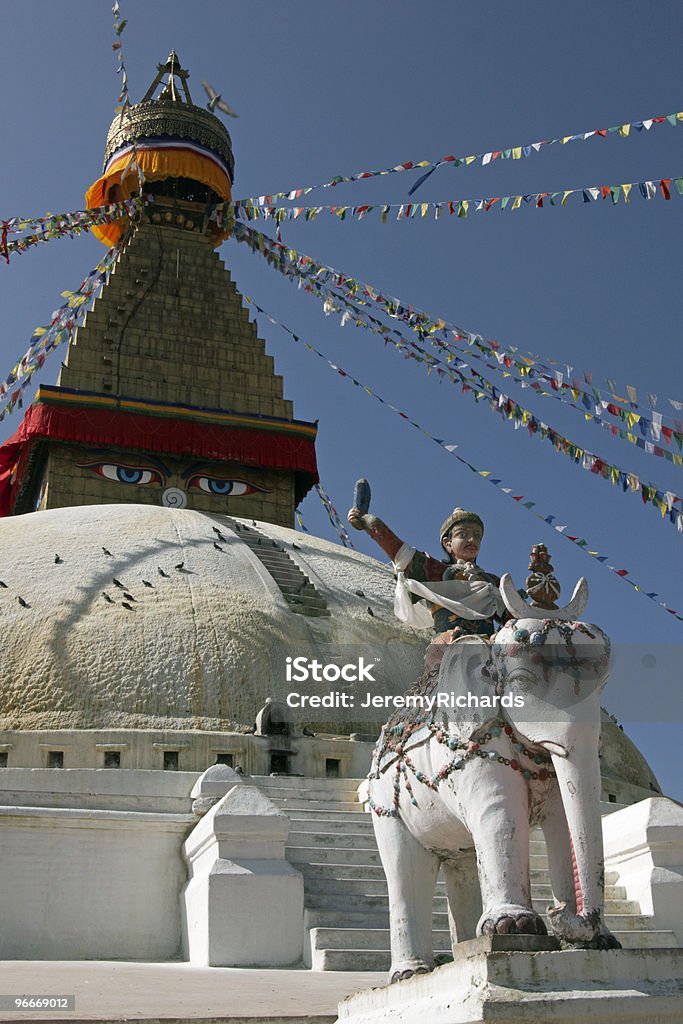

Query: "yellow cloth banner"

xmin=86 ymin=146 xmax=232 ymax=246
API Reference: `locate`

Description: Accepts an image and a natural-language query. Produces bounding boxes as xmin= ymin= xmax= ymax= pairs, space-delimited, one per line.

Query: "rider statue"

xmin=347 ymin=482 xmax=508 ymax=674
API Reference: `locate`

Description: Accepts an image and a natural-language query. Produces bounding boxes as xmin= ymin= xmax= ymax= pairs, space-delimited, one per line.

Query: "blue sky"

xmin=1 ymin=1 xmax=681 ymax=798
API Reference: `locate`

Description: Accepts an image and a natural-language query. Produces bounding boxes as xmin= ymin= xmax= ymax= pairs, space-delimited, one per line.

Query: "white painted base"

xmin=336 ymin=937 xmax=683 ymax=1024
xmin=182 ymin=780 xmax=304 ymax=967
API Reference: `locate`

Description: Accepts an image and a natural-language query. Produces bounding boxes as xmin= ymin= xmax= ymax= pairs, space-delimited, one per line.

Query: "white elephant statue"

xmin=367 ymin=572 xmax=620 ymax=983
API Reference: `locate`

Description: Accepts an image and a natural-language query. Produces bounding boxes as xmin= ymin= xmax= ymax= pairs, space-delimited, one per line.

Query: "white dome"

xmin=0 ymin=504 xmax=428 ymax=731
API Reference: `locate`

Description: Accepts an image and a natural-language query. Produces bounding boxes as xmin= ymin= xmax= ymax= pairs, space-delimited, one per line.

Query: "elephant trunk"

xmin=545 ymin=723 xmax=605 ymax=944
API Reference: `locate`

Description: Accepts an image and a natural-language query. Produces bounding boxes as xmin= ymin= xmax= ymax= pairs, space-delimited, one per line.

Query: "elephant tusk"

xmin=500 ymin=573 xmax=589 ymax=621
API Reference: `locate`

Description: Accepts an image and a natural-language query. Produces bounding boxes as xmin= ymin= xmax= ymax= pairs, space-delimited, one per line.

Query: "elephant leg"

xmin=372 ymin=812 xmax=440 ymax=983
xmin=442 ymin=848 xmax=481 ymax=946
xmin=464 ymin=777 xmax=547 ymax=937
xmin=540 ymin=784 xmax=577 ymax=911
xmin=540 ymin=786 xmax=622 ymax=950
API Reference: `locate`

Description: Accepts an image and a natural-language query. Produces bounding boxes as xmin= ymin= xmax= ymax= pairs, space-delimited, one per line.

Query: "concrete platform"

xmin=0 ymin=962 xmax=384 ymax=1024
xmin=337 ymin=937 xmax=683 ymax=1023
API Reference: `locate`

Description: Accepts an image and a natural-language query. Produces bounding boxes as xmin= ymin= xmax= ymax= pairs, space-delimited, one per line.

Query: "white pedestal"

xmin=336 ymin=936 xmax=683 ymax=1024
xmin=182 ymin=782 xmax=304 ymax=967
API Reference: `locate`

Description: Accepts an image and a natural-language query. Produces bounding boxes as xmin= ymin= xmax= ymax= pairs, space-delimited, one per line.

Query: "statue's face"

xmin=443 ymin=523 xmax=483 ymax=563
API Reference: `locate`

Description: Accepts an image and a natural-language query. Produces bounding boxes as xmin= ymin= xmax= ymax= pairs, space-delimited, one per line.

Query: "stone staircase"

xmin=255 ymin=775 xmax=679 ymax=972
xmin=225 ymin=518 xmax=330 ymax=617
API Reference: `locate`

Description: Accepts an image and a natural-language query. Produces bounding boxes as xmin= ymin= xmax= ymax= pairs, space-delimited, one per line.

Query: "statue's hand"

xmin=347 ymin=506 xmax=370 ymax=532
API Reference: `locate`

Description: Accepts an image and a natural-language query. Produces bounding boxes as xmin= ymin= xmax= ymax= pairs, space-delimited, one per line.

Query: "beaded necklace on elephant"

xmin=368 ymin=718 xmax=555 ymax=818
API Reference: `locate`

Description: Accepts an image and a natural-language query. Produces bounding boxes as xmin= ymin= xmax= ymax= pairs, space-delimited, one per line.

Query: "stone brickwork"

xmin=28 ymin=222 xmax=303 ymax=526
xmin=35 ymin=442 xmax=295 ymax=523
xmin=58 ymin=224 xmax=292 ymax=416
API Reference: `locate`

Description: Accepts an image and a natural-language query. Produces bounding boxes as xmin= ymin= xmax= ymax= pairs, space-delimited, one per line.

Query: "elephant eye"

xmin=508 ymin=669 xmax=536 ymax=690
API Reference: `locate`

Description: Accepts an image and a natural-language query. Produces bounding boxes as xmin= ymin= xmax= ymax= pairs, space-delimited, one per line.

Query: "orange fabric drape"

xmin=85 ymin=146 xmax=232 ymax=246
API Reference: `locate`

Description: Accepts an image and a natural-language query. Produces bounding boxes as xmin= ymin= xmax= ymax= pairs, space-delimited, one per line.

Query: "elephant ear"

xmin=437 ymin=636 xmax=498 ymax=743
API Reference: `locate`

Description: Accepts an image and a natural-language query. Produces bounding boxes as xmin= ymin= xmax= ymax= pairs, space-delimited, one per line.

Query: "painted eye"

xmin=191 ymin=477 xmax=260 ymax=496
xmin=80 ymin=463 xmax=162 ymax=486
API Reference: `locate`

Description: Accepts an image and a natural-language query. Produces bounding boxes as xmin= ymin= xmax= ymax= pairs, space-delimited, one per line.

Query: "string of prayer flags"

xmin=111 ymin=1 xmax=144 ymax=189
xmin=295 ymin=508 xmax=310 ymax=533
xmin=0 ymin=196 xmax=151 ymax=262
xmin=315 ymin=483 xmax=355 ymax=548
xmin=0 ymin=246 xmax=119 ymax=418
xmin=242 ymin=291 xmax=683 ymax=624
xmin=238 ymin=225 xmax=682 ymax=527
xmin=231 ymin=220 xmax=683 ymax=434
xmin=251 ymin=238 xmax=683 ymax=478
xmin=235 ymin=108 xmax=683 ymax=205
xmin=233 ymin=174 xmax=683 ymax=225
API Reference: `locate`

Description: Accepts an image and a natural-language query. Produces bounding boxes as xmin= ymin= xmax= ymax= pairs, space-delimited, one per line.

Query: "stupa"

xmin=0 ymin=54 xmax=680 ymax=989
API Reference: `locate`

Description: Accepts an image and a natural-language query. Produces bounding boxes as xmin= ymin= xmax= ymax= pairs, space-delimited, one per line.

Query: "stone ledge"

xmin=337 ymin=940 xmax=683 ymax=1023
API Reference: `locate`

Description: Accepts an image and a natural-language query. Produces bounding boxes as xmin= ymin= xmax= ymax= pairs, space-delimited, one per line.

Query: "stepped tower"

xmin=1 ymin=52 xmax=317 ymax=525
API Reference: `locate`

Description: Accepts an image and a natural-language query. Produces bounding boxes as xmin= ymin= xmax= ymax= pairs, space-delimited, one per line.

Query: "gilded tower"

xmin=2 ymin=53 xmax=317 ymax=525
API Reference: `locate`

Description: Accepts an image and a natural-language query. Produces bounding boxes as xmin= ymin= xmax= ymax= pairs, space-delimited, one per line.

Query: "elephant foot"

xmin=478 ymin=904 xmax=548 ymax=937
xmin=596 ymin=925 xmax=622 ymax=950
xmin=389 ymin=964 xmax=433 ymax=985
xmin=547 ymin=903 xmax=613 ymax=947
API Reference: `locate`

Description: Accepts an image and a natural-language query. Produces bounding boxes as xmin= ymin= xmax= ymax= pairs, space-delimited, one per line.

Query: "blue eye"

xmin=79 ymin=462 xmax=162 ymax=486
xmin=118 ymin=467 xmax=146 ymax=484
xmin=191 ymin=477 xmax=262 ymax=496
xmin=207 ymin=479 xmax=234 ymax=494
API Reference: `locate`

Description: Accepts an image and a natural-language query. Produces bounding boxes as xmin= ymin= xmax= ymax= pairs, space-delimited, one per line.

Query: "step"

xmin=280 ymin=808 xmax=370 ymax=822
xmin=300 ymin=862 xmax=389 ymax=881
xmin=303 ymin=892 xmax=449 ymax=913
xmin=530 ymin=883 xmax=627 ymax=901
xmin=285 ymin=817 xmax=375 ymax=834
xmin=310 ymin=949 xmax=397 ymax=972
xmin=288 ymin=845 xmax=382 ymax=866
xmin=287 ymin=831 xmax=379 ymax=850
xmin=304 ymin=908 xmax=450 ymax=931
xmin=613 ymin=930 xmax=680 ymax=949
xmin=258 ymin=777 xmax=363 ymax=792
xmin=276 ymin=798 xmax=364 ymax=813
xmin=308 ymin=929 xmax=679 ymax=972
xmin=310 ymin=927 xmax=451 ymax=954
xmin=271 ymin=793 xmax=365 ymax=807
xmin=303 ymin=877 xmax=448 ymax=898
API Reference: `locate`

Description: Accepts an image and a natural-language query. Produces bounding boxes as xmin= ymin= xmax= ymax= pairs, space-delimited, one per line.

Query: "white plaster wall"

xmin=0 ymin=805 xmax=193 ymax=960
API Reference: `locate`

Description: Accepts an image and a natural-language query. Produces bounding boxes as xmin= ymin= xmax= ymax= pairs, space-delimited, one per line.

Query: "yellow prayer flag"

xmin=561 ymin=191 xmax=572 ymax=206
xmin=673 ymin=454 xmax=683 ymax=466
xmin=511 ymin=196 xmax=522 ymax=210
xmin=465 ymin=155 xmax=477 ymax=165
xmin=479 ymin=471 xmax=491 ymax=477
xmin=619 ymin=123 xmax=630 ymax=137
xmin=561 ymin=136 xmax=572 ymax=144
xmin=622 ymin=183 xmax=632 ymax=203
xmin=512 ymin=147 xmax=522 ymax=160
xmin=421 ymin=204 xmax=429 ymax=217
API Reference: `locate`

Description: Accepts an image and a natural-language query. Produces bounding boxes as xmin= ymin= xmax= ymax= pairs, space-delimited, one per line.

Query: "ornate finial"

xmin=141 ymin=50 xmax=193 ymax=105
xmin=525 ymin=543 xmax=561 ymax=610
